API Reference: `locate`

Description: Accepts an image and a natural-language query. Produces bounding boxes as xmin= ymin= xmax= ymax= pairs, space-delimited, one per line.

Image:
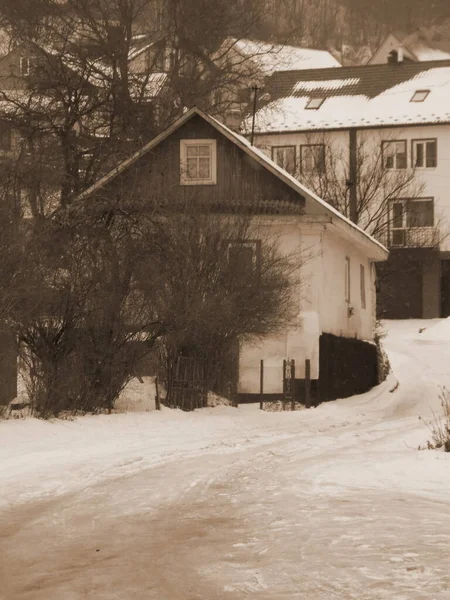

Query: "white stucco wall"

xmin=238 ymin=217 xmax=378 ymax=393
xmin=318 ymin=227 xmax=376 ymax=341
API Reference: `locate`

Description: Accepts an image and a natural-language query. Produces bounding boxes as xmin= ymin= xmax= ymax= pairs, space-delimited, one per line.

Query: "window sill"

xmin=180 ymin=179 xmax=217 ymax=186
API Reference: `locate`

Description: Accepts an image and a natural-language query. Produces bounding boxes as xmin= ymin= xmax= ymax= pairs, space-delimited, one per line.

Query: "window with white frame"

xmin=390 ymin=198 xmax=434 ymax=246
xmin=382 ymin=140 xmax=407 ymax=169
xmin=412 ymin=139 xmax=437 ymax=168
xmin=300 ymin=144 xmax=325 ymax=174
xmin=360 ymin=264 xmax=366 ymax=309
xmin=272 ymin=146 xmax=296 ymax=175
xmin=227 ymin=240 xmax=260 ymax=276
xmin=180 ymin=139 xmax=217 ymax=185
xmin=178 ymin=52 xmax=197 ymax=77
xmin=345 ymin=257 xmax=351 ymax=303
xmin=19 ymin=56 xmax=35 ymax=77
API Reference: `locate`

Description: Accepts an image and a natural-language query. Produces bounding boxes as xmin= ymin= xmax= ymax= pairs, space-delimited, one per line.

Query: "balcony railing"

xmin=384 ymin=227 xmax=440 ymax=249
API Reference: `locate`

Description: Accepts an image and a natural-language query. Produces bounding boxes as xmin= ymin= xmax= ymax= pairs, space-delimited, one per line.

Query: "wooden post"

xmin=305 ymin=359 xmax=311 ymax=408
xmin=259 ymin=359 xmax=264 ymax=410
xmin=291 ymin=359 xmax=296 ymax=411
xmin=155 ymin=376 xmax=161 ymax=411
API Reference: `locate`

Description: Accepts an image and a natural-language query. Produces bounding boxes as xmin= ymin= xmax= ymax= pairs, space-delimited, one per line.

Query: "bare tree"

xmin=0 ymin=185 xmax=300 ymax=416
xmin=270 ymin=131 xmax=428 ymax=245
xmin=0 ymin=0 xmax=278 ymax=211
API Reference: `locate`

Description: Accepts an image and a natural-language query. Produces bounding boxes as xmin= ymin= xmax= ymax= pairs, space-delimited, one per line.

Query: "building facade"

xmin=80 ymin=107 xmax=387 ymax=403
xmin=246 ymin=59 xmax=450 ymax=318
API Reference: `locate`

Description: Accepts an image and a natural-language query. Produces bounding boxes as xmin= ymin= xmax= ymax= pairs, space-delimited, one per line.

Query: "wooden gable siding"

xmin=103 ymin=115 xmax=305 ymax=212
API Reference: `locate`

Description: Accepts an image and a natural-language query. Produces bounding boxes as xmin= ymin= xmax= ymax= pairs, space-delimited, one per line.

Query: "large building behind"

xmin=245 ymin=58 xmax=450 ymax=318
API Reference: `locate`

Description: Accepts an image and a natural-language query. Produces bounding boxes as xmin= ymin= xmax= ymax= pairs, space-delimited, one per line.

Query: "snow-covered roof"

xmin=407 ymin=41 xmax=450 ymax=62
xmin=220 ymin=38 xmax=340 ymax=75
xmin=244 ymin=60 xmax=450 ymax=133
xmin=369 ymin=29 xmax=450 ymax=65
xmin=78 ymin=106 xmax=387 ymax=261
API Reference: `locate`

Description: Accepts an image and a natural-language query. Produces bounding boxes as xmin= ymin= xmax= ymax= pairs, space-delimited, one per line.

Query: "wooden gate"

xmin=166 ymin=355 xmax=207 ymax=411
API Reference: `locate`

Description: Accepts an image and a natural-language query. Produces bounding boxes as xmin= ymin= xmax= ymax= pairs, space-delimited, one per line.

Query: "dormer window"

xmin=305 ymin=97 xmax=325 ymax=110
xmin=410 ymin=90 xmax=429 ymax=103
xmin=180 ymin=139 xmax=217 ymax=185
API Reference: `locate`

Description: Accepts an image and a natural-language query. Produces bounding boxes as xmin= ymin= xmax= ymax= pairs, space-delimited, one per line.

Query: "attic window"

xmin=410 ymin=90 xmax=430 ymax=103
xmin=180 ymin=139 xmax=217 ymax=185
xmin=305 ymin=97 xmax=325 ymax=110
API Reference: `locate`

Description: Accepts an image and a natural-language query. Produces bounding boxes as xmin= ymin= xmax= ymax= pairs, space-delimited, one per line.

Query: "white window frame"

xmin=360 ymin=264 xmax=366 ymax=309
xmin=390 ymin=198 xmax=434 ymax=246
xmin=271 ymin=145 xmax=296 ymax=175
xmin=227 ymin=240 xmax=259 ymax=270
xmin=300 ymin=144 xmax=325 ymax=174
xmin=382 ymin=140 xmax=407 ymax=170
xmin=20 ymin=56 xmax=35 ymax=77
xmin=345 ymin=256 xmax=351 ymax=303
xmin=412 ymin=139 xmax=437 ymax=169
xmin=180 ymin=139 xmax=217 ymax=185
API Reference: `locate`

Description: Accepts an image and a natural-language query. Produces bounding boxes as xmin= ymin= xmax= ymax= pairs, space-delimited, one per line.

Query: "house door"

xmin=441 ymin=260 xmax=450 ymax=317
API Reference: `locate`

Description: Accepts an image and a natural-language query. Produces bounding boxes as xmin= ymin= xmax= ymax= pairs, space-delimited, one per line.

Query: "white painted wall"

xmin=255 ymin=124 xmax=450 ymax=250
xmin=368 ymin=35 xmax=416 ymax=65
xmin=238 ymin=217 xmax=378 ymax=393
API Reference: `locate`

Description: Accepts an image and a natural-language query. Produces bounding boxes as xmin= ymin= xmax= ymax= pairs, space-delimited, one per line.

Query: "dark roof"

xmin=263 ymin=59 xmax=450 ymax=103
xmin=77 ymin=107 xmax=387 ymax=258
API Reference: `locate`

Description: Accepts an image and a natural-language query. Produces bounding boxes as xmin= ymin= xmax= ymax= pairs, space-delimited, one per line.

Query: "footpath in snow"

xmin=0 ymin=319 xmax=450 ymax=600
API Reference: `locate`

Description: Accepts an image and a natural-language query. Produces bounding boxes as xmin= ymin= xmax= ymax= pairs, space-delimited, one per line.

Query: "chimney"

xmin=224 ymin=108 xmax=242 ymax=132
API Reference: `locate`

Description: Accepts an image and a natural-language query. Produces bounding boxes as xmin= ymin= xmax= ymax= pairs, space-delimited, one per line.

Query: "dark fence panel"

xmin=319 ymin=333 xmax=378 ymax=403
xmin=376 ymin=248 xmax=435 ymax=319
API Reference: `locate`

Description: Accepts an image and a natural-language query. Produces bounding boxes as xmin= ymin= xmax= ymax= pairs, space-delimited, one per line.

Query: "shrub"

xmin=419 ymin=386 xmax=450 ymax=452
xmin=375 ymin=320 xmax=391 ymax=383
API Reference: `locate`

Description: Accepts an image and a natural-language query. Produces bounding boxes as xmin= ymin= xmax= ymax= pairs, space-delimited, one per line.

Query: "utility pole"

xmin=348 ymin=128 xmax=358 ymax=224
xmin=250 ymin=85 xmax=260 ymax=146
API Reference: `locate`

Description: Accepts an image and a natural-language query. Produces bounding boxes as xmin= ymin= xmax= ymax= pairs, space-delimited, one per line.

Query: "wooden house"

xmin=80 ymin=106 xmax=388 ymax=404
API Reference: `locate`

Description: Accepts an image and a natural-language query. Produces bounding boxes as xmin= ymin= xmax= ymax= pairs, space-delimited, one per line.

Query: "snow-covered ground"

xmin=1 ymin=320 xmax=450 ymax=599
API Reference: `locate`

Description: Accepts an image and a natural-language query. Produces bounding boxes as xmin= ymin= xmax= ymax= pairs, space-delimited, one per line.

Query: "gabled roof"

xmin=368 ymin=28 xmax=450 ymax=65
xmin=244 ymin=60 xmax=450 ymax=132
xmin=79 ymin=106 xmax=387 ymax=260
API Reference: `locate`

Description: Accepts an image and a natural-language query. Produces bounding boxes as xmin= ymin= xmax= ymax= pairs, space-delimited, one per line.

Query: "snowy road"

xmin=1 ymin=320 xmax=450 ymax=599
